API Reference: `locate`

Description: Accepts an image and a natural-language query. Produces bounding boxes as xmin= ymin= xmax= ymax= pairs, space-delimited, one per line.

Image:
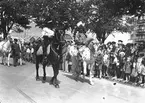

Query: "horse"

xmin=35 ymin=36 xmax=61 ymax=88
xmin=0 ymin=37 xmax=12 ymax=66
xmin=79 ymin=39 xmax=99 ymax=85
xmin=7 ymin=38 xmax=23 ymax=66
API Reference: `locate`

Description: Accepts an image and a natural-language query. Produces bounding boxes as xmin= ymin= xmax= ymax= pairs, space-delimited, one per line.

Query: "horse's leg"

xmin=19 ymin=53 xmax=22 ymax=66
xmin=7 ymin=53 xmax=11 ymax=66
xmin=83 ymin=61 xmax=87 ymax=80
xmin=99 ymin=64 xmax=102 ymax=79
xmin=89 ymin=63 xmax=95 ymax=85
xmin=1 ymin=54 xmax=4 ymax=64
xmin=35 ymin=55 xmax=40 ymax=80
xmin=105 ymin=65 xmax=108 ymax=77
xmin=3 ymin=53 xmax=6 ymax=66
xmin=42 ymin=64 xmax=47 ymax=82
xmin=52 ymin=63 xmax=60 ymax=88
xmin=19 ymin=58 xmax=22 ymax=65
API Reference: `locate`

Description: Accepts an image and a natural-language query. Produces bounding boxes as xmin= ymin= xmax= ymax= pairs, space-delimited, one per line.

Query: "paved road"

xmin=0 ymin=59 xmax=145 ymax=103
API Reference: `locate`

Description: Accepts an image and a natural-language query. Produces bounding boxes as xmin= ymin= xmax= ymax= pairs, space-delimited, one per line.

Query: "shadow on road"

xmin=63 ymin=73 xmax=90 ymax=84
xmin=36 ymin=76 xmax=61 ymax=85
xmin=0 ymin=62 xmax=26 ymax=67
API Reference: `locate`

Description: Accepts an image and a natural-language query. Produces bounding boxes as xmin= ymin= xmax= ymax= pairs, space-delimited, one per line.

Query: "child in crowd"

xmin=102 ymin=51 xmax=109 ymax=77
xmin=136 ymin=54 xmax=144 ymax=83
xmin=95 ymin=50 xmax=103 ymax=79
xmin=124 ymin=57 xmax=132 ymax=82
xmin=26 ymin=44 xmax=31 ymax=62
xmin=130 ymin=59 xmax=138 ymax=84
xmin=66 ymin=52 xmax=72 ymax=72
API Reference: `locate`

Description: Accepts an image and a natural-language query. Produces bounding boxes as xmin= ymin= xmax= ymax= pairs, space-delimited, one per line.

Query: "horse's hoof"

xmin=90 ymin=81 xmax=94 ymax=85
xmin=75 ymin=77 xmax=78 ymax=82
xmin=54 ymin=84 xmax=60 ymax=88
xmin=43 ymin=77 xmax=46 ymax=81
xmin=49 ymin=82 xmax=53 ymax=85
xmin=42 ymin=80 xmax=46 ymax=83
xmin=50 ymin=77 xmax=54 ymax=85
xmin=36 ymin=76 xmax=40 ymax=81
xmin=82 ymin=79 xmax=85 ymax=83
xmin=49 ymin=80 xmax=53 ymax=85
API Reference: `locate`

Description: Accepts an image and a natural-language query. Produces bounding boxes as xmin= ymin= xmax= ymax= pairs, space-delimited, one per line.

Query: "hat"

xmin=42 ymin=27 xmax=54 ymax=37
xmin=118 ymin=40 xmax=123 ymax=42
xmin=139 ymin=52 xmax=144 ymax=57
xmin=14 ymin=38 xmax=18 ymax=42
xmin=118 ymin=40 xmax=123 ymax=44
xmin=112 ymin=41 xmax=116 ymax=44
xmin=77 ymin=21 xmax=85 ymax=27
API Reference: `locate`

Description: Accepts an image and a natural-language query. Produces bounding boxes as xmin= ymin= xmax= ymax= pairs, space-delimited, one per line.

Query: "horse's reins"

xmin=50 ymin=43 xmax=60 ymax=58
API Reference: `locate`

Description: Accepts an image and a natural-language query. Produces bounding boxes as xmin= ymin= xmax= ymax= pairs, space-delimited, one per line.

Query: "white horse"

xmin=0 ymin=39 xmax=12 ymax=66
xmin=1 ymin=37 xmax=23 ymax=66
xmin=79 ymin=42 xmax=99 ymax=85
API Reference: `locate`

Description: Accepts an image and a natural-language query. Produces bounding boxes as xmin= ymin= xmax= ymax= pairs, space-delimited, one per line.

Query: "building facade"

xmin=131 ymin=15 xmax=145 ymax=42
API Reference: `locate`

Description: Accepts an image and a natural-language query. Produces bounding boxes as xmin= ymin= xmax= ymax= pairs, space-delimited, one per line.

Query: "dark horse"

xmin=35 ymin=35 xmax=62 ymax=88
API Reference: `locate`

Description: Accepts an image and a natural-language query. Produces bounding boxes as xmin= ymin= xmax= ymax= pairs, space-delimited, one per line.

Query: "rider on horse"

xmin=41 ymin=28 xmax=56 ymax=64
xmin=35 ymin=27 xmax=67 ymax=88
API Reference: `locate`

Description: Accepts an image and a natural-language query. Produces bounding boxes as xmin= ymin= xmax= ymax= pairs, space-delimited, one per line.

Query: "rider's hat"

xmin=42 ymin=27 xmax=54 ymax=37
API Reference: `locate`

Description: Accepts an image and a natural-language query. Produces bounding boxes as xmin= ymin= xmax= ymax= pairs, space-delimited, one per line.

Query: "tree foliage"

xmin=30 ymin=0 xmax=80 ymax=30
xmin=1 ymin=0 xmax=144 ymax=41
xmin=0 ymin=0 xmax=30 ymax=39
xmin=28 ymin=0 xmax=145 ymax=42
xmin=81 ymin=0 xmax=145 ymax=42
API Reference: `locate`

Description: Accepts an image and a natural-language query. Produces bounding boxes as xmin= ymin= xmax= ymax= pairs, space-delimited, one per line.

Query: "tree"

xmin=0 ymin=0 xmax=30 ymax=39
xmin=29 ymin=0 xmax=145 ymax=42
xmin=80 ymin=0 xmax=145 ymax=42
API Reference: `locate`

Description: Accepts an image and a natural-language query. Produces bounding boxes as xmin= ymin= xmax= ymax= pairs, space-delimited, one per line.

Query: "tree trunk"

xmin=102 ymin=37 xmax=106 ymax=43
xmin=101 ymin=32 xmax=107 ymax=43
xmin=3 ymin=33 xmax=8 ymax=40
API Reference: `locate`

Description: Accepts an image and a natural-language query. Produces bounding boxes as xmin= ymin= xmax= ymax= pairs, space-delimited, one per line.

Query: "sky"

xmin=10 ymin=22 xmax=131 ymax=44
xmin=11 ymin=22 xmax=42 ymax=40
xmin=104 ymin=31 xmax=131 ymax=44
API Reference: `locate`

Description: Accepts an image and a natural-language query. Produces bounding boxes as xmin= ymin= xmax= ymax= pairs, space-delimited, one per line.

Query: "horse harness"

xmin=2 ymin=40 xmax=12 ymax=53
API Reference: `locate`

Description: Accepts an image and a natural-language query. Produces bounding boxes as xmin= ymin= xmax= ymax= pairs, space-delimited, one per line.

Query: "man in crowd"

xmin=12 ymin=38 xmax=21 ymax=67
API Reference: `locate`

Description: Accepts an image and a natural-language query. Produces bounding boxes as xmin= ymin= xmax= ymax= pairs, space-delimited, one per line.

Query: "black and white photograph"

xmin=0 ymin=0 xmax=145 ymax=103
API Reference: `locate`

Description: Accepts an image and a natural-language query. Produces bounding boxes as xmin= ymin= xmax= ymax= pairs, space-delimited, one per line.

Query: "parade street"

xmin=0 ymin=60 xmax=144 ymax=103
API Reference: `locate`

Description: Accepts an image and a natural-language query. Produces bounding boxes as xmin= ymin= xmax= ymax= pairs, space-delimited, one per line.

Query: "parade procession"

xmin=0 ymin=0 xmax=145 ymax=103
